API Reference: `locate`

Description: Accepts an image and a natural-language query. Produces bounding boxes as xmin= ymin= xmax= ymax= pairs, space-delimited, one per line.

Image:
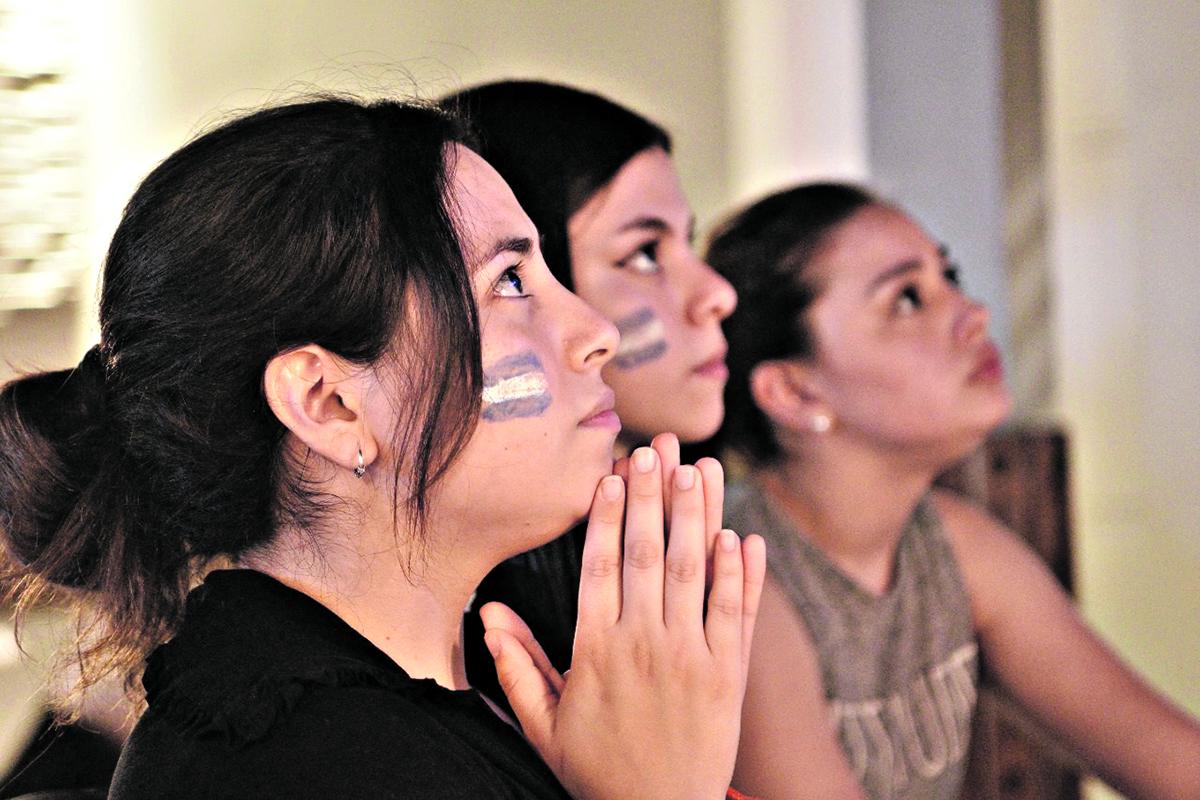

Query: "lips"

xmin=692 ymin=346 xmax=729 ymax=380
xmin=969 ymin=342 xmax=1004 ymax=383
xmin=580 ymin=388 xmax=621 ymax=431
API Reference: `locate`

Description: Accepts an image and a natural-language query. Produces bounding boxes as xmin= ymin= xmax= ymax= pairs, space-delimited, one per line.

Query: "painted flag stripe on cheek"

xmin=613 ymin=306 xmax=668 ymax=370
xmin=481 ymin=351 xmax=552 ymax=421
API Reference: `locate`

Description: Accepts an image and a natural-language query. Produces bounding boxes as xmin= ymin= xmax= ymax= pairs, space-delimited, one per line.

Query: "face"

xmin=567 ymin=148 xmax=737 ymax=445
xmin=429 ymin=146 xmax=620 ymax=563
xmin=800 ymin=204 xmax=1012 ymax=464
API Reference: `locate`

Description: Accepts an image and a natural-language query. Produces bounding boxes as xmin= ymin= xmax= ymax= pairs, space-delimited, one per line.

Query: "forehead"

xmin=812 ymin=204 xmax=938 ymax=286
xmin=448 ymin=145 xmax=538 ymax=267
xmin=568 ymin=146 xmax=688 ymax=237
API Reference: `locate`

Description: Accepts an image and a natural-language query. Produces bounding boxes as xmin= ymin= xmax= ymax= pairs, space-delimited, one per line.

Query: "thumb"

xmin=484 ymin=627 xmax=559 ymax=756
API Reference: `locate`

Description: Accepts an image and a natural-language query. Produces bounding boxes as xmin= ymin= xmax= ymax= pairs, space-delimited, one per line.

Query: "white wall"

xmin=65 ymin=0 xmax=730 ymax=354
xmin=1044 ymin=2 xmax=1200 ymax=794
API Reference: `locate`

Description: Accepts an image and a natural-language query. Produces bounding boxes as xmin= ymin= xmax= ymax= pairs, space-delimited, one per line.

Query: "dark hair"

xmin=706 ymin=182 xmax=876 ymax=465
xmin=441 ymin=80 xmax=670 ymax=289
xmin=0 ymin=97 xmax=478 ymax=704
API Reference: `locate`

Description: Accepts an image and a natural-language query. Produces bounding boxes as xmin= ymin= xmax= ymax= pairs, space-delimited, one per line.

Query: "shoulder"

xmin=928 ymin=488 xmax=1062 ymax=633
xmin=927 ymin=488 xmax=1030 ymax=569
xmin=117 ymin=684 xmax=520 ymax=799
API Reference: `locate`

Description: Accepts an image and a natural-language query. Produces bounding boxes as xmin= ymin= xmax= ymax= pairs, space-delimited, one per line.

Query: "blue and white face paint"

xmin=612 ymin=306 xmax=668 ymax=370
xmin=481 ymin=351 xmax=552 ymax=422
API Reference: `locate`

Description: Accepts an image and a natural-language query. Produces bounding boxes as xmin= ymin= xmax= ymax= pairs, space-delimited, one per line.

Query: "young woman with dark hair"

xmin=0 ymin=95 xmax=765 ymax=799
xmin=441 ymin=81 xmax=738 ymax=698
xmin=707 ymin=183 xmax=1200 ymax=800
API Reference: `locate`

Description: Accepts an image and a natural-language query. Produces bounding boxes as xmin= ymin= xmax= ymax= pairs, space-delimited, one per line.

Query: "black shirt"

xmin=110 ymin=569 xmax=570 ymax=800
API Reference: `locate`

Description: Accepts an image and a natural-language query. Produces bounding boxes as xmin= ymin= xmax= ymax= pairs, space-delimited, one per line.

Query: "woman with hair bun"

xmin=708 ymin=182 xmax=1200 ymax=800
xmin=0 ymin=95 xmax=764 ymax=799
xmin=441 ymin=81 xmax=738 ymax=699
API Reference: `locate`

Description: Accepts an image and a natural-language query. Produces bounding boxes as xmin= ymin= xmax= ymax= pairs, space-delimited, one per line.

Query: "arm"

xmin=733 ymin=573 xmax=868 ymax=800
xmin=933 ymin=489 xmax=1200 ymax=800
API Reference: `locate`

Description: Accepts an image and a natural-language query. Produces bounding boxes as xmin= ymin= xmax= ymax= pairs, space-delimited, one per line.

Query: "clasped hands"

xmin=481 ymin=433 xmax=766 ymax=800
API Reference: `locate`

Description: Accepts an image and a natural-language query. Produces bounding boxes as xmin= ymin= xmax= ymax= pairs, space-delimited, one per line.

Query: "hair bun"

xmin=0 ymin=346 xmax=117 ymax=586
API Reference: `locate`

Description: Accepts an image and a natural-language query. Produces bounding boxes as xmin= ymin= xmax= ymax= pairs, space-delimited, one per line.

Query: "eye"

xmin=619 ymin=242 xmax=662 ymax=276
xmin=493 ymin=266 xmax=528 ymax=298
xmin=896 ymin=284 xmax=921 ymax=315
xmin=943 ymin=263 xmax=961 ymax=288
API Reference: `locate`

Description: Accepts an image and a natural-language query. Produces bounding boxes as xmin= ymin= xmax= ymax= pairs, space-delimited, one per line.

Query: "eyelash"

xmin=493 ymin=265 xmax=529 ymax=298
xmin=618 ymin=242 xmax=662 ymax=275
xmin=895 ymin=265 xmax=963 ymax=314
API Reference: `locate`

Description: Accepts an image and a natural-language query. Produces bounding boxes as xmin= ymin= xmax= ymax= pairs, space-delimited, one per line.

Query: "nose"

xmin=685 ymin=256 xmax=738 ymax=326
xmin=562 ymin=288 xmax=619 ymax=371
xmin=953 ymin=297 xmax=990 ymax=344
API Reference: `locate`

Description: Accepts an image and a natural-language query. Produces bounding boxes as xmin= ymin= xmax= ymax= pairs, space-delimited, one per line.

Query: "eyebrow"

xmin=864 ymin=258 xmax=922 ymax=296
xmin=617 ymin=216 xmax=670 ymax=235
xmin=475 ymin=236 xmax=533 ymax=270
xmin=616 ymin=215 xmax=698 ymax=243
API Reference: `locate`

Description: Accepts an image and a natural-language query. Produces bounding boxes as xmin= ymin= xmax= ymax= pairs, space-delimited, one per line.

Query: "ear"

xmin=749 ymin=360 xmax=833 ymax=435
xmin=263 ymin=345 xmax=378 ymax=476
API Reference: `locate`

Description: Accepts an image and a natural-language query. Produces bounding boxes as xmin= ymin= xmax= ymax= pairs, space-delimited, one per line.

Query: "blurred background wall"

xmin=1 ymin=2 xmax=1196 ymax=797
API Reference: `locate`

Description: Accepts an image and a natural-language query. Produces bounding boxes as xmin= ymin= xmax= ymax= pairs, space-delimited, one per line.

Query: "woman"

xmin=442 ymin=81 xmax=738 ymax=691
xmin=708 ymin=182 xmax=1200 ymax=800
xmin=0 ymin=96 xmax=765 ymax=799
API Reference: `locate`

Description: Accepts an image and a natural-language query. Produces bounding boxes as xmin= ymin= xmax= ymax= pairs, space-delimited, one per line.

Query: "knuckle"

xmin=708 ymin=592 xmax=741 ymax=619
xmin=583 ymin=552 xmax=620 ymax=579
xmin=665 ymin=555 xmax=700 ymax=584
xmin=625 ymin=538 xmax=661 ymax=570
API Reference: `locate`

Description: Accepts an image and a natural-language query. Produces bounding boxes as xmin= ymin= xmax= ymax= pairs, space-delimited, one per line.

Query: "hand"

xmin=482 ymin=445 xmax=766 ymax=800
xmin=614 ymin=433 xmax=726 ymax=584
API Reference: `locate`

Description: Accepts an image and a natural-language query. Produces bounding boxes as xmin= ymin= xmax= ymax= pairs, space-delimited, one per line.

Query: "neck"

xmin=759 ymin=438 xmax=938 ymax=595
xmin=243 ymin=523 xmax=479 ymax=691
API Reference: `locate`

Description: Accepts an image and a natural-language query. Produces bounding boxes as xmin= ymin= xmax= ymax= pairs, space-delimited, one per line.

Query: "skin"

xmin=249 ymin=145 xmax=766 ymax=799
xmin=568 ymin=147 xmax=737 ymax=448
xmin=732 ymin=203 xmax=1200 ymax=799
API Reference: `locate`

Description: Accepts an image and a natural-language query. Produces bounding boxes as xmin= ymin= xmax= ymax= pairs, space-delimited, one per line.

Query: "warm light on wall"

xmin=0 ymin=0 xmax=85 ymax=324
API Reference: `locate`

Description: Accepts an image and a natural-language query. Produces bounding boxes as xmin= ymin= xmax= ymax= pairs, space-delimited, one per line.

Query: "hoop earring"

xmin=353 ymin=448 xmax=366 ymax=478
xmin=811 ymin=414 xmax=832 ymax=434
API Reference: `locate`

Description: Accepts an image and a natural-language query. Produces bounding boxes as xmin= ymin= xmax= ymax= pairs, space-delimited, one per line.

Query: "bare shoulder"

xmin=928 ymin=488 xmax=1038 ymax=568
xmin=928 ymin=488 xmax=1060 ymax=632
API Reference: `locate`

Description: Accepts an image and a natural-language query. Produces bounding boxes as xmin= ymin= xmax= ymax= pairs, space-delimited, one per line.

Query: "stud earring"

xmin=353 ymin=448 xmax=366 ymax=478
xmin=811 ymin=414 xmax=832 ymax=434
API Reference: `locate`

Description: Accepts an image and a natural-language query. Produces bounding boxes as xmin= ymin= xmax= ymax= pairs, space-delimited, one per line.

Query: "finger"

xmin=622 ymin=446 xmax=666 ymax=625
xmin=650 ymin=432 xmax=681 ymax=523
xmin=738 ymin=534 xmax=767 ymax=671
xmin=695 ymin=457 xmax=725 ymax=585
xmin=577 ymin=475 xmax=625 ymax=633
xmin=663 ymin=464 xmax=707 ymax=629
xmin=612 ymin=455 xmax=630 ymax=483
xmin=704 ymin=529 xmax=745 ymax=661
xmin=695 ymin=457 xmax=725 ymax=543
xmin=479 ymin=602 xmax=565 ymax=696
xmin=484 ymin=628 xmax=557 ymax=754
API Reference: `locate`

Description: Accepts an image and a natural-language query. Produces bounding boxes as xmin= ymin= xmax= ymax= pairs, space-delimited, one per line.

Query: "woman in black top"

xmin=0 ymin=96 xmax=765 ymax=799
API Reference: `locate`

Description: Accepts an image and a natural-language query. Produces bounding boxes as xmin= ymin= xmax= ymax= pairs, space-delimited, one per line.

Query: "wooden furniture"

xmin=938 ymin=428 xmax=1083 ymax=800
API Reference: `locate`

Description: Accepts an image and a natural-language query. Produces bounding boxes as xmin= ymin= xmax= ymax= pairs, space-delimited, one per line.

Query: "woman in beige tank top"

xmin=708 ymin=183 xmax=1200 ymax=800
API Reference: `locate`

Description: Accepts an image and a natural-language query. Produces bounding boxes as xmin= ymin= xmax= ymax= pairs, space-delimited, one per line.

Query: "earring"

xmin=811 ymin=414 xmax=832 ymax=434
xmin=353 ymin=448 xmax=366 ymax=478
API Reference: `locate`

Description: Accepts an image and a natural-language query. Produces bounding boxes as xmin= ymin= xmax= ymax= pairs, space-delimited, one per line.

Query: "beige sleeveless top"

xmin=726 ymin=479 xmax=978 ymax=800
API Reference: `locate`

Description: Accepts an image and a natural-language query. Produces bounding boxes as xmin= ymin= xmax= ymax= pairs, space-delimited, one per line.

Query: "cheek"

xmin=612 ymin=306 xmax=669 ymax=370
xmin=480 ymin=350 xmax=552 ymax=423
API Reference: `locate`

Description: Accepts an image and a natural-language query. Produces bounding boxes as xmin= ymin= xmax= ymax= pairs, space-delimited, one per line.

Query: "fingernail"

xmin=675 ymin=464 xmax=696 ymax=490
xmin=633 ymin=447 xmax=656 ymax=473
xmin=601 ymin=475 xmax=623 ymax=500
xmin=485 ymin=633 xmax=501 ymax=658
xmin=719 ymin=529 xmax=737 ymax=552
